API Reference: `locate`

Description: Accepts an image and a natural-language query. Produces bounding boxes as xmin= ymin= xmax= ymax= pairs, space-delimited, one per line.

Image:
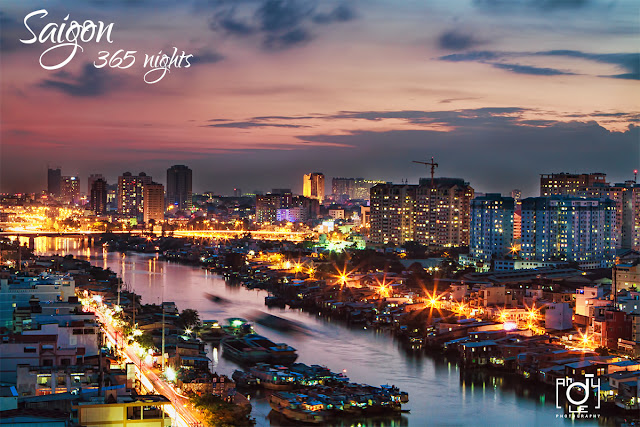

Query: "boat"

xmin=199 ymin=320 xmax=227 ymax=342
xmin=249 ymin=364 xmax=298 ymax=390
xmin=222 ymin=334 xmax=298 ymax=365
xmin=268 ymin=392 xmax=331 ymax=424
xmin=221 ymin=337 xmax=271 ymax=364
xmin=205 ymin=292 xmax=230 ymax=304
xmin=243 ymin=334 xmax=298 ymax=364
xmin=222 ymin=318 xmax=255 ymax=337
xmin=251 ymin=312 xmax=307 ymax=335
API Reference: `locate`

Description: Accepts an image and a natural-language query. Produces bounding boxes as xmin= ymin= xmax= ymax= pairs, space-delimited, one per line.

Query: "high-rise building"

xmin=332 ymin=178 xmax=385 ymax=201
xmin=118 ymin=172 xmax=152 ymax=221
xmin=415 ymin=178 xmax=474 ymax=247
xmin=520 ymin=197 xmax=616 ymax=267
xmin=469 ymin=194 xmax=515 ymax=261
xmin=90 ymin=178 xmax=108 ymax=215
xmin=540 ymin=172 xmax=608 ymax=197
xmin=579 ymin=180 xmax=640 ymax=250
xmin=511 ymin=189 xmax=522 ymax=241
xmin=293 ymin=195 xmax=319 ymax=221
xmin=355 ymin=179 xmax=386 ymax=201
xmin=370 ymin=184 xmax=417 ymax=245
xmin=88 ymin=174 xmax=105 ymax=196
xmin=332 ymin=178 xmax=353 ymax=202
xmin=166 ymin=165 xmax=193 ymax=211
xmin=303 ymin=173 xmax=325 ymax=202
xmin=256 ymin=192 xmax=293 ymax=223
xmin=60 ymin=176 xmax=80 ymax=204
xmin=369 ymin=178 xmax=474 ymax=247
xmin=47 ymin=168 xmax=62 ymax=197
xmin=255 ymin=192 xmax=318 ymax=223
xmin=143 ymin=182 xmax=165 ymax=224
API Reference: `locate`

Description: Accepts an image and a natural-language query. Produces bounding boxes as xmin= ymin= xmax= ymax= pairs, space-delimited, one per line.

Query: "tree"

xmin=179 ymin=309 xmax=201 ymax=330
xmin=134 ymin=332 xmax=155 ymax=350
xmin=190 ymin=394 xmax=254 ymax=427
xmin=595 ymin=346 xmax=609 ymax=356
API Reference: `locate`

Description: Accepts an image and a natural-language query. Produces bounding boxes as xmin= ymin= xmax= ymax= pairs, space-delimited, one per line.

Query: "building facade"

xmin=166 ymin=165 xmax=192 ymax=211
xmin=303 ymin=173 xmax=325 ymax=202
xmin=60 ymin=176 xmax=80 ymax=205
xmin=520 ymin=197 xmax=616 ymax=267
xmin=415 ymin=178 xmax=474 ymax=247
xmin=118 ymin=172 xmax=152 ymax=221
xmin=579 ymin=181 xmax=640 ymax=250
xmin=142 ymin=183 xmax=165 ymax=224
xmin=540 ymin=172 xmax=608 ymax=197
xmin=370 ymin=184 xmax=417 ymax=245
xmin=332 ymin=178 xmax=385 ymax=201
xmin=256 ymin=192 xmax=293 ymax=223
xmin=47 ymin=168 xmax=61 ymax=197
xmin=89 ymin=178 xmax=107 ymax=215
xmin=469 ymin=194 xmax=515 ymax=261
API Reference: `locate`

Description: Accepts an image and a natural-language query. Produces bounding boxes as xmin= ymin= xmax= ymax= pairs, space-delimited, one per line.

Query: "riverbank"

xmin=24 ymin=235 xmax=608 ymax=426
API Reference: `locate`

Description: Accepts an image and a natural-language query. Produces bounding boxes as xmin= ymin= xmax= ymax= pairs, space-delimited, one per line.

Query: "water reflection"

xmin=24 ymin=237 xmax=606 ymax=427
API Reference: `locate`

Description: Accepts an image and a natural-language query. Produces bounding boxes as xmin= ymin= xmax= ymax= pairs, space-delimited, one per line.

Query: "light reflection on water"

xmin=23 ymin=237 xmax=605 ymax=427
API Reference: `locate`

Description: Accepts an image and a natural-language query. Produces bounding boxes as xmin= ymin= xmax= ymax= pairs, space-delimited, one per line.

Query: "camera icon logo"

xmin=556 ymin=374 xmax=601 ymax=415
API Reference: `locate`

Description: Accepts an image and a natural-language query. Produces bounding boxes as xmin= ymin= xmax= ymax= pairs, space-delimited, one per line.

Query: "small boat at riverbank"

xmin=222 ymin=336 xmax=271 ymax=364
xmin=269 ymin=392 xmax=331 ymax=424
xmin=222 ymin=334 xmax=298 ymax=365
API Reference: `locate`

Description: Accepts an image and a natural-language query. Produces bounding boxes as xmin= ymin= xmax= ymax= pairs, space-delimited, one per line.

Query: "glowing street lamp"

xmin=164 ymin=366 xmax=176 ymax=382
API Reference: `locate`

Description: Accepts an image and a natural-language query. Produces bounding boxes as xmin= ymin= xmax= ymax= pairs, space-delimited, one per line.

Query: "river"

xmin=27 ymin=237 xmax=607 ymax=426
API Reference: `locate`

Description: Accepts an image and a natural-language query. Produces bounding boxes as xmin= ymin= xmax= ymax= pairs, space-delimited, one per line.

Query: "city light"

xmin=164 ymin=367 xmax=176 ymax=382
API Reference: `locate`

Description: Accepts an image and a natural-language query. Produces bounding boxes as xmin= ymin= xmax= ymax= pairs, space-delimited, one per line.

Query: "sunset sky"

xmin=1 ymin=0 xmax=638 ymax=196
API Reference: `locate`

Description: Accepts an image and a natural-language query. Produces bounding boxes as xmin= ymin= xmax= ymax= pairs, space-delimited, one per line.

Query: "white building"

xmin=575 ymin=286 xmax=611 ymax=317
xmin=0 ymin=275 xmax=75 ymax=329
xmin=545 ymin=302 xmax=573 ymax=330
xmin=469 ymin=194 xmax=514 ymax=261
xmin=520 ymin=197 xmax=616 ymax=268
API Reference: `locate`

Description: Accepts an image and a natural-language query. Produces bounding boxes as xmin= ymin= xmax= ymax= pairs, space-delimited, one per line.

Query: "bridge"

xmin=0 ymin=229 xmax=315 ymax=241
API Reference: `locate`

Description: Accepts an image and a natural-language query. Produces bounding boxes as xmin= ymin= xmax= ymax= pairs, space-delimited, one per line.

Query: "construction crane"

xmin=413 ymin=157 xmax=438 ymax=187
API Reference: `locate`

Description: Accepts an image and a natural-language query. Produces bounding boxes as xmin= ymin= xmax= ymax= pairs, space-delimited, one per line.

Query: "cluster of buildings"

xmin=367 ymin=172 xmax=639 ymax=270
xmin=46 ymin=165 xmax=193 ymax=225
xmin=0 ymin=254 xmax=238 ymax=426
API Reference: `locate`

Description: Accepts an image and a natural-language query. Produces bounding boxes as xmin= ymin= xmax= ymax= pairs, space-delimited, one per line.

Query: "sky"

xmin=1 ymin=0 xmax=638 ymax=197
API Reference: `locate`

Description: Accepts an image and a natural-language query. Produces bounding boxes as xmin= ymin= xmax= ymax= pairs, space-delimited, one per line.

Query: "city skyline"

xmin=1 ymin=0 xmax=638 ymax=196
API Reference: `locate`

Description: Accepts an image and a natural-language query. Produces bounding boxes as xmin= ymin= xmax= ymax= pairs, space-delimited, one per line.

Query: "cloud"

xmin=473 ymin=0 xmax=591 ymax=13
xmin=322 ymin=107 xmax=528 ymax=128
xmin=313 ymin=4 xmax=356 ymax=24
xmin=437 ymin=30 xmax=485 ymax=51
xmin=207 ymin=0 xmax=357 ymax=51
xmin=210 ymin=12 xmax=256 ymax=36
xmin=439 ymin=49 xmax=639 ymax=80
xmin=206 ymin=121 xmax=310 ymax=129
xmin=290 ymin=115 xmax=637 ymax=196
xmin=39 ymin=63 xmax=124 ymax=97
xmin=490 ymin=62 xmax=576 ymax=76
xmin=0 ymin=11 xmax=34 ymax=53
xmin=263 ymin=27 xmax=312 ymax=50
xmin=190 ymin=50 xmax=225 ymax=65
xmin=439 ymin=51 xmax=503 ymax=62
xmin=539 ymin=50 xmax=639 ymax=80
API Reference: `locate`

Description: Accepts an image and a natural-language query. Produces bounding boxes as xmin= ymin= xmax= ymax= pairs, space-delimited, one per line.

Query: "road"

xmin=88 ymin=301 xmax=204 ymax=427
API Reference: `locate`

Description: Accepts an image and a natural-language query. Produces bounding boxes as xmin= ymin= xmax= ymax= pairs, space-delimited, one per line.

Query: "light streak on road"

xmin=87 ymin=300 xmax=203 ymax=427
